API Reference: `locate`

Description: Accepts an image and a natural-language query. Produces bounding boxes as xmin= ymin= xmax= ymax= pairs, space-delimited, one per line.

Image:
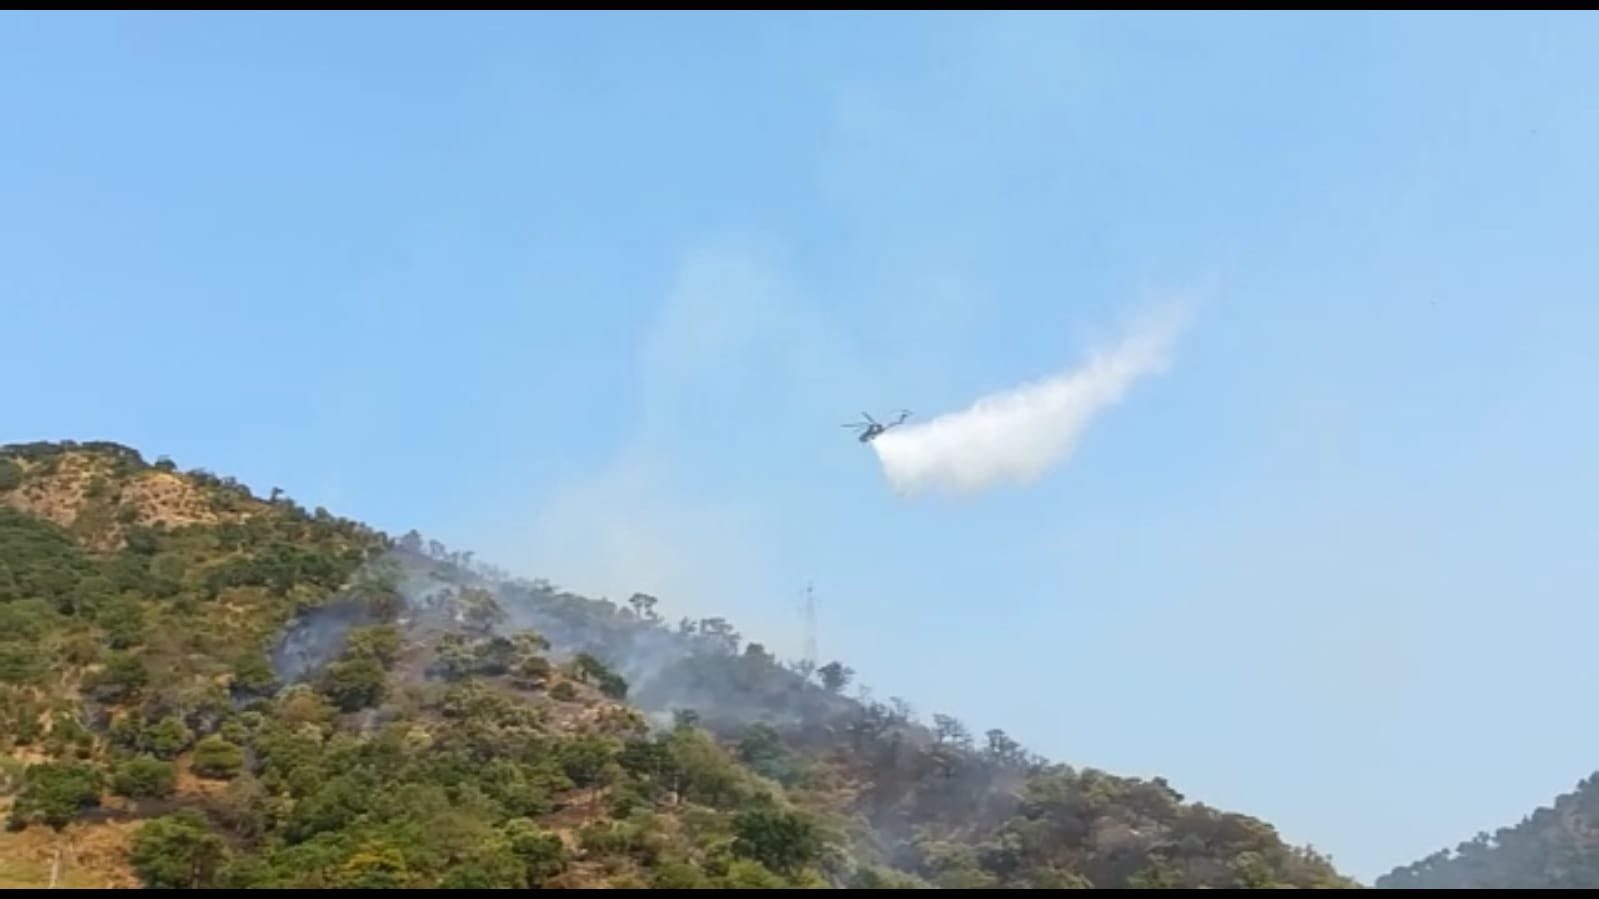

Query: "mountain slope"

xmin=0 ymin=440 xmax=1359 ymax=888
xmin=1376 ymin=775 xmax=1599 ymax=889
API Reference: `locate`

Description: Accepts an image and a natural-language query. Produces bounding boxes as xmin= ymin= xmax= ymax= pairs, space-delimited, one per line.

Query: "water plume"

xmin=871 ymin=305 xmax=1186 ymax=496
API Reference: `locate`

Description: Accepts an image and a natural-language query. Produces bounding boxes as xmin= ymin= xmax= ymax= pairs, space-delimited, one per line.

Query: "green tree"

xmin=851 ymin=864 xmax=929 ymax=889
xmin=737 ymin=722 xmax=799 ymax=785
xmin=231 ymin=651 xmax=278 ymax=696
xmin=570 ymin=652 xmax=629 ymax=699
xmin=619 ymin=737 xmax=674 ymax=789
xmin=627 ymin=592 xmax=659 ymax=621
xmin=333 ymin=842 xmax=411 ymax=888
xmin=512 ymin=654 xmax=552 ymax=689
xmin=112 ymin=756 xmax=176 ymax=799
xmin=96 ymin=598 xmax=147 ymax=649
xmin=669 ymin=728 xmax=747 ymax=808
xmin=320 ymin=654 xmax=385 ymax=712
xmin=435 ymin=632 xmax=476 ymax=680
xmin=0 ymin=642 xmax=46 ymax=684
xmin=560 ymin=735 xmax=617 ymax=791
xmin=438 ymin=841 xmax=525 ymax=888
xmin=513 ymin=629 xmax=551 ymax=655
xmin=473 ymin=635 xmax=517 ymax=676
xmin=192 ymin=735 xmax=245 ymax=780
xmin=733 ymin=803 xmax=825 ymax=876
xmin=652 ymin=859 xmax=709 ymax=888
xmin=818 ymin=661 xmax=853 ymax=693
xmin=1230 ymin=850 xmax=1279 ymax=888
xmin=502 ymin=817 xmax=569 ymax=886
xmin=89 ymin=652 xmax=148 ymax=703
xmin=721 ymin=858 xmax=787 ymax=888
xmin=344 ymin=624 xmax=402 ymax=668
xmin=142 ymin=715 xmax=193 ymax=760
xmin=1126 ymin=860 xmax=1183 ymax=889
xmin=8 ymin=761 xmax=104 ymax=830
xmin=45 ymin=712 xmax=94 ymax=760
xmin=0 ymin=459 xmax=22 ymax=491
xmin=984 ymin=728 xmax=1025 ymax=767
xmin=130 ymin=810 xmax=229 ymax=888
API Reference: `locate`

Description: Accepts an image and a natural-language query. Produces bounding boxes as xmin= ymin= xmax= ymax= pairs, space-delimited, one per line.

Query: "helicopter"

xmin=842 ymin=409 xmax=911 ymax=443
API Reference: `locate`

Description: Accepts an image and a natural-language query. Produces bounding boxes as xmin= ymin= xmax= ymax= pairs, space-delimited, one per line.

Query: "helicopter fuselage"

xmin=844 ymin=409 xmax=910 ymax=444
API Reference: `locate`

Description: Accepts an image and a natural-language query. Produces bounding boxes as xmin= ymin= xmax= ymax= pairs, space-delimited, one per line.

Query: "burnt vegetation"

xmin=0 ymin=440 xmax=1360 ymax=888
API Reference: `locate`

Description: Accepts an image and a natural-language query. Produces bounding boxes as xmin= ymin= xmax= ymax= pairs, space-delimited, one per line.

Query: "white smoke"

xmin=870 ymin=305 xmax=1187 ymax=496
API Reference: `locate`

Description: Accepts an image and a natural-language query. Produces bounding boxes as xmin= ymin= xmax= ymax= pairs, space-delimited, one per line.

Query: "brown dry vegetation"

xmin=0 ymin=812 xmax=141 ymax=889
xmin=2 ymin=451 xmax=237 ymax=553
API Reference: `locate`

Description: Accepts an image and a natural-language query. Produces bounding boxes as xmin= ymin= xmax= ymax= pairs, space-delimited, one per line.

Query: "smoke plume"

xmin=870 ymin=306 xmax=1187 ymax=496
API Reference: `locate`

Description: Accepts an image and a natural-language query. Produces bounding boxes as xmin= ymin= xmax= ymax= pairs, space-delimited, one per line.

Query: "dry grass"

xmin=2 ymin=453 xmax=107 ymax=533
xmin=1 ymin=452 xmax=247 ymax=552
xmin=119 ymin=470 xmax=225 ymax=530
xmin=0 ymin=817 xmax=139 ymax=889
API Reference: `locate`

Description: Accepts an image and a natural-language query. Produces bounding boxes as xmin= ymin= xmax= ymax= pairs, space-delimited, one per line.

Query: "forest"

xmin=0 ymin=440 xmax=1362 ymax=887
xmin=1376 ymin=773 xmax=1599 ymax=889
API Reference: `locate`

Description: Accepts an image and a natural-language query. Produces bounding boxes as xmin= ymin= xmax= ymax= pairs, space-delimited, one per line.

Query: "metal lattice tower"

xmin=802 ymin=580 xmax=818 ymax=667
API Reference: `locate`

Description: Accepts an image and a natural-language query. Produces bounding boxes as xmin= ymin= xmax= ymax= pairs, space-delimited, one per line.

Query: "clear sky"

xmin=5 ymin=11 xmax=1599 ymax=883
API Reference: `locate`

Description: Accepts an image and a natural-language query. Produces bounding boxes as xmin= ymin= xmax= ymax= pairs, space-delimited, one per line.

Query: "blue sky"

xmin=5 ymin=11 xmax=1599 ymax=882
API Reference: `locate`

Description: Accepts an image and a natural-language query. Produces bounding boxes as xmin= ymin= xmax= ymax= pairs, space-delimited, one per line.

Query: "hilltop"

xmin=1376 ymin=775 xmax=1599 ymax=889
xmin=0 ymin=439 xmax=1359 ymax=888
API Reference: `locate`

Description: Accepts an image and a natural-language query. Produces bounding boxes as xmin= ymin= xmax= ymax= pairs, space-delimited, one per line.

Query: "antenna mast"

xmin=802 ymin=580 xmax=818 ymax=667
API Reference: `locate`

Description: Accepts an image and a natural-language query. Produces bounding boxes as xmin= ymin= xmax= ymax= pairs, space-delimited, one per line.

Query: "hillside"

xmin=1376 ymin=775 xmax=1599 ymax=889
xmin=0 ymin=440 xmax=1360 ymax=888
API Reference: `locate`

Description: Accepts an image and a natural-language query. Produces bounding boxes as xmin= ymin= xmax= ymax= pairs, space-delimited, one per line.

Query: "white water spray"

xmin=871 ymin=306 xmax=1187 ymax=497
